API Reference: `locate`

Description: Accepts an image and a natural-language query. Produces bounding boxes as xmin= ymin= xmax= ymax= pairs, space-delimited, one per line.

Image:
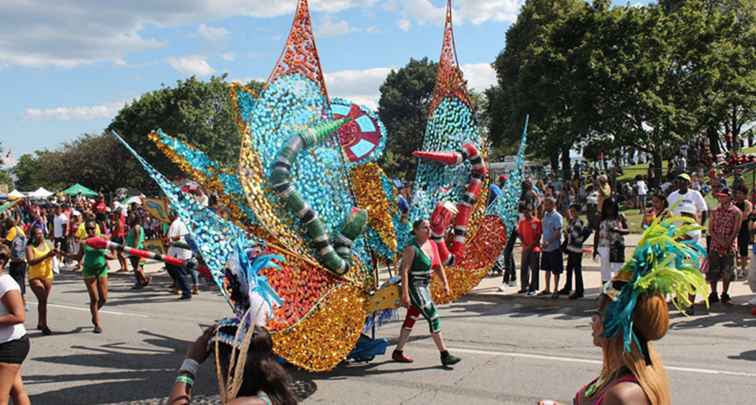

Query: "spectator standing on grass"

xmin=517 ymin=207 xmax=542 ymax=296
xmin=539 ymin=197 xmax=563 ymax=299
xmin=560 ymin=203 xmax=592 ymax=299
xmin=635 ymin=176 xmax=648 ymax=214
xmin=708 ymin=188 xmax=741 ymax=305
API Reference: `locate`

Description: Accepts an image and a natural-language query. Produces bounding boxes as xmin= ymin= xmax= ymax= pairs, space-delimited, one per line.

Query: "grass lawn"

xmin=617 ymin=161 xmax=669 ymax=182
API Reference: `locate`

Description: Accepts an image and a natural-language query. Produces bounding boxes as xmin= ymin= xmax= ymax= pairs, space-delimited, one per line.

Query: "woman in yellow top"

xmin=26 ymin=227 xmax=57 ymax=335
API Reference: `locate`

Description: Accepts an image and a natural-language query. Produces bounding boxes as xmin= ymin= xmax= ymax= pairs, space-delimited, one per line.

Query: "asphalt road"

xmin=19 ymin=270 xmax=756 ymax=405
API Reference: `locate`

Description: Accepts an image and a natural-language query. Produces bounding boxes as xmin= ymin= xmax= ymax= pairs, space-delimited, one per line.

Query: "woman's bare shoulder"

xmin=603 ymin=381 xmax=649 ymax=405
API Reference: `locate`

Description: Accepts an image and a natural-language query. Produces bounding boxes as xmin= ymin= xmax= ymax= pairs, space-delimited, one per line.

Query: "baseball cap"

xmin=677 ymin=173 xmax=691 ymax=182
xmin=715 ymin=187 xmax=732 ymax=198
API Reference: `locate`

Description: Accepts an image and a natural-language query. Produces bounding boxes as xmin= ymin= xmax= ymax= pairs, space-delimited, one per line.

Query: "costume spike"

xmin=428 ymin=0 xmax=472 ymax=116
xmin=268 ymin=0 xmax=329 ymax=99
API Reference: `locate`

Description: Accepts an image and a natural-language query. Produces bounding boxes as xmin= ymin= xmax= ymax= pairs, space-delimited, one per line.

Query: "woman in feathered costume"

xmin=539 ymin=213 xmax=709 ymax=405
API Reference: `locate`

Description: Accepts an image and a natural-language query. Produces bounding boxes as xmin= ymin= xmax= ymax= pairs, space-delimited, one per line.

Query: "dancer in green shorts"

xmin=69 ymin=221 xmax=113 ymax=333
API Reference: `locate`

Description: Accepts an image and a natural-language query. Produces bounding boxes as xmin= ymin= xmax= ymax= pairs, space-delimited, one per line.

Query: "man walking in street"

xmin=166 ymin=213 xmax=193 ymax=300
xmin=517 ymin=207 xmax=542 ymax=296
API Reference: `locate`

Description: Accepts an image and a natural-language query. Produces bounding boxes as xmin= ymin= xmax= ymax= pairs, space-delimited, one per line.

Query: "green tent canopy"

xmin=62 ymin=183 xmax=98 ymax=197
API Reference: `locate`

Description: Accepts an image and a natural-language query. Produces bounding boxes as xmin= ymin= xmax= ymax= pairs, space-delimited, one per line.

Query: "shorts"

xmin=111 ymin=236 xmax=124 ymax=245
xmin=707 ymin=250 xmax=735 ymax=282
xmin=83 ymin=264 xmax=108 ymax=279
xmin=0 ymin=335 xmax=30 ymax=364
xmin=54 ymin=237 xmax=68 ymax=253
xmin=540 ymin=250 xmax=564 ymax=274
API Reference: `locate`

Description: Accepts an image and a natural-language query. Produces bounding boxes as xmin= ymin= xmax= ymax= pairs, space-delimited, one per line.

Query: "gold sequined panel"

xmin=350 ymin=163 xmax=397 ymax=253
xmin=230 ymin=84 xmax=313 ymax=259
xmin=431 ymin=215 xmax=507 ymax=304
xmin=271 ymin=285 xmax=365 ymax=372
xmin=428 ymin=1 xmax=472 ymax=116
xmin=267 ymin=0 xmax=329 ymax=100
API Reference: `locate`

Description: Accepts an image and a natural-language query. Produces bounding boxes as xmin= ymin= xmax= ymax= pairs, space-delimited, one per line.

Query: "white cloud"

xmin=197 ymin=24 xmax=229 ymax=41
xmin=460 ymin=63 xmax=497 ymax=92
xmin=398 ymin=19 xmax=412 ymax=31
xmin=168 ymin=56 xmax=215 ymax=76
xmin=317 ymin=16 xmax=352 ymax=37
xmin=24 ymin=100 xmax=128 ymax=121
xmin=395 ymin=0 xmax=523 ymax=26
xmin=0 ymin=0 xmax=378 ymax=68
xmin=322 ymin=63 xmax=494 ymax=110
xmin=222 ymin=52 xmax=236 ymax=61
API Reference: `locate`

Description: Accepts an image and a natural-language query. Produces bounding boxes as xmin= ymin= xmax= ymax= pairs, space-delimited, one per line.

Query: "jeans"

xmin=564 ymin=252 xmax=584 ymax=294
xmin=520 ymin=250 xmax=540 ymax=292
xmin=502 ymin=229 xmax=517 ymax=284
xmin=165 ymin=263 xmax=192 ymax=298
xmin=9 ymin=261 xmax=26 ymax=296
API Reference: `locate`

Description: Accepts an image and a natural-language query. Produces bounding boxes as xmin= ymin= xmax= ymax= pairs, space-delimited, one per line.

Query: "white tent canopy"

xmin=28 ymin=187 xmax=53 ymax=199
xmin=8 ymin=190 xmax=24 ymax=199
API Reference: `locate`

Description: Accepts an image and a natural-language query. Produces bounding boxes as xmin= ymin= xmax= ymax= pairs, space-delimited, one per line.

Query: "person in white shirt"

xmin=667 ymin=173 xmax=708 ymax=226
xmin=167 ymin=214 xmax=193 ymax=299
xmin=52 ymin=205 xmax=68 ymax=261
xmin=0 ymin=245 xmax=30 ymax=405
xmin=635 ymin=176 xmax=648 ymax=214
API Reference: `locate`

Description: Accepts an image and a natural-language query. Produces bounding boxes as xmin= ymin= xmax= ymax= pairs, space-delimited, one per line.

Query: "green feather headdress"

xmin=602 ymin=213 xmax=710 ymax=355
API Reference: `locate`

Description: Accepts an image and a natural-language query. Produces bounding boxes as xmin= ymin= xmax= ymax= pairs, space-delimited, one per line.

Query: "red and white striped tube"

xmin=429 ymin=201 xmax=457 ymax=265
xmin=413 ymin=143 xmax=488 ymax=260
xmin=84 ymin=237 xmax=185 ymax=267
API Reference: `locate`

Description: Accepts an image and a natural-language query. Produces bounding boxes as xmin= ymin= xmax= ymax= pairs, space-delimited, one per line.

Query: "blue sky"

xmin=0 ymin=0 xmax=653 ymax=163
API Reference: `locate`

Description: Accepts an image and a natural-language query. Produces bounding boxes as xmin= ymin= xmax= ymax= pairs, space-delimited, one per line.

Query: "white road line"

xmin=419 ymin=346 xmax=756 ymax=378
xmin=28 ymin=302 xmax=149 ymax=318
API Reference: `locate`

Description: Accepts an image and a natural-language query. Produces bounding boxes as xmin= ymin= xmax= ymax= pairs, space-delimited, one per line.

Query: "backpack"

xmin=10 ymin=228 xmax=27 ymax=262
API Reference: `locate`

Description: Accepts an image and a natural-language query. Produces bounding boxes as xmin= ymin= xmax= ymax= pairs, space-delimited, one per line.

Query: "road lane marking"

xmin=418 ymin=346 xmax=756 ymax=378
xmin=28 ymin=302 xmax=149 ymax=318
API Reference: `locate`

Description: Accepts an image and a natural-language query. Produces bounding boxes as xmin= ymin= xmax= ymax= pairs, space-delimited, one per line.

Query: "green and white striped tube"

xmin=270 ymin=118 xmax=368 ymax=276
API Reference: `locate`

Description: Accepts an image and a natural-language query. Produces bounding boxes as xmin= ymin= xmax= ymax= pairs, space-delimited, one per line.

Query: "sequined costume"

xmin=401 ymin=239 xmax=442 ymax=334
xmin=112 ymin=0 xmax=528 ymax=372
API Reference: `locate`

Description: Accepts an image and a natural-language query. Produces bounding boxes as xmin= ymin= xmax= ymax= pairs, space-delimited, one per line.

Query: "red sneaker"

xmin=392 ymin=350 xmax=414 ymax=363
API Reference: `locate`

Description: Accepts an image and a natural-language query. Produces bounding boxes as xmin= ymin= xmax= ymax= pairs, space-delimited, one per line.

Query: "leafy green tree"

xmin=12 ymin=153 xmax=44 ymax=191
xmin=377 ymin=58 xmax=438 ymax=180
xmin=108 ymin=75 xmax=263 ymax=181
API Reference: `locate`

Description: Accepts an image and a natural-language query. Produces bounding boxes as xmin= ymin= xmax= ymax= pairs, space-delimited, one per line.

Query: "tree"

xmin=377 ymin=58 xmax=438 ymax=180
xmin=108 ymin=75 xmax=263 ymax=183
xmin=13 ymin=153 xmax=44 ymax=191
xmin=487 ymin=0 xmax=590 ymax=179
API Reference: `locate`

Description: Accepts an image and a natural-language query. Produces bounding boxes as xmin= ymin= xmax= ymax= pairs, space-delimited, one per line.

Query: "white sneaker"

xmin=527 ymin=290 xmax=538 ymax=297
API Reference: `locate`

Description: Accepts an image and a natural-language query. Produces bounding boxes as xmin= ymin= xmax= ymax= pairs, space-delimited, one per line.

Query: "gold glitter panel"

xmin=365 ymin=283 xmax=400 ymax=313
xmin=350 ymin=163 xmax=397 ymax=253
xmin=271 ymin=285 xmax=366 ymax=372
xmin=432 ymin=215 xmax=507 ymax=304
xmin=230 ymin=83 xmax=313 ymax=259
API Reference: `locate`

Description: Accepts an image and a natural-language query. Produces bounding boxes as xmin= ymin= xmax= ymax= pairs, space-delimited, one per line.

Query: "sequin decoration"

xmin=272 ymin=285 xmax=366 ymax=372
xmin=262 ymin=257 xmax=340 ymax=332
xmin=230 ymin=83 xmax=313 ymax=259
xmin=427 ymin=0 xmax=473 ymax=116
xmin=331 ymin=98 xmax=387 ymax=165
xmin=268 ymin=0 xmax=329 ymax=100
xmin=486 ymin=115 xmax=528 ymax=233
xmin=148 ymin=130 xmax=259 ymax=227
xmin=431 ymin=215 xmax=507 ymax=304
xmin=351 ymin=163 xmax=397 ymax=253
